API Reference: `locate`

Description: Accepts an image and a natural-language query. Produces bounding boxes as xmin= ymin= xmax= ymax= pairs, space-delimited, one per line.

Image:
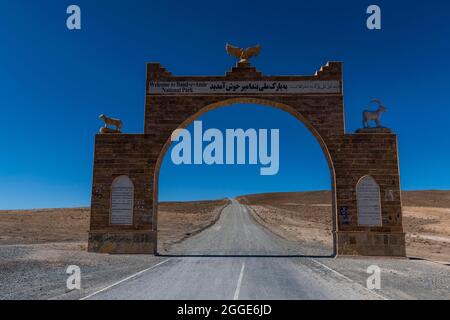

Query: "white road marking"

xmin=233 ymin=263 xmax=246 ymax=300
xmin=79 ymin=258 xmax=171 ymax=300
xmin=310 ymin=258 xmax=388 ymax=300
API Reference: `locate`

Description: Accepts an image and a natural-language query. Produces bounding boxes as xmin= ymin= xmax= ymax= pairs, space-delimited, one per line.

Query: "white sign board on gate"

xmin=110 ymin=175 xmax=134 ymax=225
xmin=357 ymin=176 xmax=382 ymax=226
xmin=148 ymin=80 xmax=341 ymax=95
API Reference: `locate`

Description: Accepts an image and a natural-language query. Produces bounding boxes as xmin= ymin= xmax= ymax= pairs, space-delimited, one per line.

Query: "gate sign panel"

xmin=148 ymin=80 xmax=341 ymax=95
xmin=357 ymin=176 xmax=382 ymax=226
xmin=110 ymin=175 xmax=134 ymax=225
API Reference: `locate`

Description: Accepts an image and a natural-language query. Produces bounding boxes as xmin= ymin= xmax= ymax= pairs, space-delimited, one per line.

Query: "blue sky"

xmin=0 ymin=1 xmax=449 ymax=209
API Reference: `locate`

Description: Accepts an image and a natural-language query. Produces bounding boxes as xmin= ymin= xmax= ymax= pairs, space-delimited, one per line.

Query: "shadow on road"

xmin=157 ymin=253 xmax=336 ymax=258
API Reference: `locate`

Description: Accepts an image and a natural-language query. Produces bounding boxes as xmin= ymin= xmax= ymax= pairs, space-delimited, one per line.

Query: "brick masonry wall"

xmin=90 ymin=134 xmax=156 ymax=231
xmin=88 ymin=61 xmax=405 ymax=256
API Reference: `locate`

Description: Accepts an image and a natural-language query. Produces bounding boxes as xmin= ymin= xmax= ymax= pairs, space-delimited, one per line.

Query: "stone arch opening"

xmin=153 ymin=98 xmax=338 ymax=255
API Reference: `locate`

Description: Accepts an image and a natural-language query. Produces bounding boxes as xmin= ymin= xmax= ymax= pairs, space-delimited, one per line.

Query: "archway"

xmin=153 ymin=99 xmax=337 ymax=256
xmin=88 ymin=59 xmax=405 ymax=257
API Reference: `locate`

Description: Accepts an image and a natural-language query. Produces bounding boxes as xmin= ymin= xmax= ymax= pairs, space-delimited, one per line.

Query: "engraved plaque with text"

xmin=110 ymin=176 xmax=134 ymax=225
xmin=357 ymin=176 xmax=382 ymax=226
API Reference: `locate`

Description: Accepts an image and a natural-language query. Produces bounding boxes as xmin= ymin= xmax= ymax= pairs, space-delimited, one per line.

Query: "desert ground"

xmin=0 ymin=200 xmax=229 ymax=248
xmin=0 ymin=191 xmax=448 ymax=260
xmin=156 ymin=199 xmax=229 ymax=253
xmin=237 ymin=190 xmax=450 ymax=263
xmin=237 ymin=191 xmax=334 ymax=251
xmin=0 ymin=200 xmax=228 ymax=299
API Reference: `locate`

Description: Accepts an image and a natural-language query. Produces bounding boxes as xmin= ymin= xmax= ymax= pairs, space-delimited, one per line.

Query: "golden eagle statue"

xmin=225 ymin=43 xmax=261 ymax=64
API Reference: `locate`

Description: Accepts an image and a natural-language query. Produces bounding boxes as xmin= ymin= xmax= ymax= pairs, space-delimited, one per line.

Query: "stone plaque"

xmin=148 ymin=80 xmax=341 ymax=95
xmin=110 ymin=175 xmax=134 ymax=225
xmin=357 ymin=176 xmax=382 ymax=226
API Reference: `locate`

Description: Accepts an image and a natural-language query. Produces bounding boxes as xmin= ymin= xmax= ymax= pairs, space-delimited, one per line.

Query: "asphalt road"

xmin=84 ymin=200 xmax=392 ymax=300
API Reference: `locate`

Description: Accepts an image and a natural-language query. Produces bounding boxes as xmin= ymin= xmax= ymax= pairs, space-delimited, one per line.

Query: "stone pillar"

xmin=88 ymin=134 xmax=159 ymax=254
xmin=333 ymin=129 xmax=406 ymax=256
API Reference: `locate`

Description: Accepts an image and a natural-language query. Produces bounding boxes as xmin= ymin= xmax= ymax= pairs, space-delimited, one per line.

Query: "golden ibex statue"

xmin=99 ymin=114 xmax=122 ymax=133
xmin=363 ymin=99 xmax=387 ymax=128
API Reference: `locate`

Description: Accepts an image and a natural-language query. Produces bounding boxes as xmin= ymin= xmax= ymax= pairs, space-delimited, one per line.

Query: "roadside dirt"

xmin=0 ymin=200 xmax=229 ymax=248
xmin=238 ymin=191 xmax=450 ymax=263
xmin=403 ymin=206 xmax=450 ymax=262
xmin=0 ymin=200 xmax=228 ymax=299
xmin=0 ymin=241 xmax=165 ymax=300
xmin=0 ymin=208 xmax=90 ymax=245
xmin=156 ymin=199 xmax=229 ymax=253
xmin=237 ymin=192 xmax=334 ymax=250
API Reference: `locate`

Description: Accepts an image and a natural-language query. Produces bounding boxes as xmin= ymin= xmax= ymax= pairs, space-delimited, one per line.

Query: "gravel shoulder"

xmin=157 ymin=199 xmax=230 ymax=253
xmin=0 ymin=241 xmax=165 ymax=300
xmin=313 ymin=257 xmax=450 ymax=300
xmin=0 ymin=200 xmax=228 ymax=300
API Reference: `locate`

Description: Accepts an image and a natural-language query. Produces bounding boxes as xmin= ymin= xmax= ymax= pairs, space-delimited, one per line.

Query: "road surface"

xmin=85 ymin=200 xmax=389 ymax=300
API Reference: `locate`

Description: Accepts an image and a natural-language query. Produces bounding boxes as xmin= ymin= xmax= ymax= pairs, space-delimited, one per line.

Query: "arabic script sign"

xmin=148 ymin=80 xmax=341 ymax=94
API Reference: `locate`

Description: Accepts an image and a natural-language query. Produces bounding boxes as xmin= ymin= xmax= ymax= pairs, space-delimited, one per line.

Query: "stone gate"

xmin=88 ymin=53 xmax=406 ymax=256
